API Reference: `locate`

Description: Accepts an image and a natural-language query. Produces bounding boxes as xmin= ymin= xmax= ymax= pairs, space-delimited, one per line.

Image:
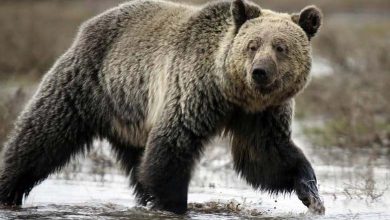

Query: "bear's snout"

xmin=252 ymin=67 xmax=269 ymax=85
xmin=251 ymin=58 xmax=277 ymax=86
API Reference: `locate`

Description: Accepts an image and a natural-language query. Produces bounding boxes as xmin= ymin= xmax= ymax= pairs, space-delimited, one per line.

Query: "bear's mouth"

xmin=254 ymin=80 xmax=280 ymax=94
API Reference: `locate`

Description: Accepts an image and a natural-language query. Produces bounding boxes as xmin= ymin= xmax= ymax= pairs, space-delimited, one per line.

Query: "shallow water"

xmin=0 ymin=134 xmax=389 ymax=220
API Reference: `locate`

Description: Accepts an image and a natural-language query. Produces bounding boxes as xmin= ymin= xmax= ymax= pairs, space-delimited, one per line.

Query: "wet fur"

xmin=225 ymin=100 xmax=316 ymax=193
xmin=0 ymin=0 xmax=322 ymax=214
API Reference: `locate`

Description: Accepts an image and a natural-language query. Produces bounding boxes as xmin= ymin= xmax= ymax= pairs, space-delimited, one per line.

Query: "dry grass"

xmin=0 ymin=88 xmax=29 ymax=145
xmin=0 ymin=0 xmax=120 ymax=78
xmin=296 ymin=17 xmax=390 ymax=148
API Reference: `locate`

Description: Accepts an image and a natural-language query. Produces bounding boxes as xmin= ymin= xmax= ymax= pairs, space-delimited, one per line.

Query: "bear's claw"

xmin=307 ymin=194 xmax=325 ymax=215
xmin=296 ymin=179 xmax=325 ymax=215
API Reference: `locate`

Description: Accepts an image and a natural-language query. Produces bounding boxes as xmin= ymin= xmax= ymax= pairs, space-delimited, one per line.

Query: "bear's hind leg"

xmin=110 ymin=141 xmax=151 ymax=205
xmin=0 ymin=86 xmax=94 ymax=206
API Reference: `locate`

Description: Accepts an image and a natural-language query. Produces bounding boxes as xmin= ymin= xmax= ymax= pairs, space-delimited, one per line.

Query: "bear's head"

xmin=220 ymin=0 xmax=322 ymax=112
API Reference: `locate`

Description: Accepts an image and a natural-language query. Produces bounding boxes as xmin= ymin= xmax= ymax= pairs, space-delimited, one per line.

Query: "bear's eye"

xmin=273 ymin=42 xmax=289 ymax=55
xmin=276 ymin=45 xmax=285 ymax=53
xmin=249 ymin=45 xmax=257 ymax=51
xmin=247 ymin=40 xmax=258 ymax=52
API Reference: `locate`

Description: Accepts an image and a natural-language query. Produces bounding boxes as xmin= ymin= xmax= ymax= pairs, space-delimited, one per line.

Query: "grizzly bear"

xmin=0 ymin=0 xmax=324 ymax=215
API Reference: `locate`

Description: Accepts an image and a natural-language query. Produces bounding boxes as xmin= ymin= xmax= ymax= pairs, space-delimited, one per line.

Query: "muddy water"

xmin=0 ymin=131 xmax=389 ymax=220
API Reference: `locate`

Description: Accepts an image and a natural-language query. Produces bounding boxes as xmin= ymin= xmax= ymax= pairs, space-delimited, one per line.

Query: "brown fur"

xmin=217 ymin=9 xmax=315 ymax=112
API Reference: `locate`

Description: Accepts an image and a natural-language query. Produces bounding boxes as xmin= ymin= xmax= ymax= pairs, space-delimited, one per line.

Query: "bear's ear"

xmin=291 ymin=5 xmax=322 ymax=40
xmin=231 ymin=0 xmax=261 ymax=28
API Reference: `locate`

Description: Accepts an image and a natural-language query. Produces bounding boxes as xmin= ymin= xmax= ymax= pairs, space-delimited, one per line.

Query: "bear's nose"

xmin=252 ymin=68 xmax=269 ymax=84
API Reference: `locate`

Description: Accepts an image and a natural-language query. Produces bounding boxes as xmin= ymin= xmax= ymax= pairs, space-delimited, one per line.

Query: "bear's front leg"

xmin=138 ymin=120 xmax=204 ymax=214
xmin=293 ymin=151 xmax=325 ymax=214
xmin=227 ymin=100 xmax=325 ymax=214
